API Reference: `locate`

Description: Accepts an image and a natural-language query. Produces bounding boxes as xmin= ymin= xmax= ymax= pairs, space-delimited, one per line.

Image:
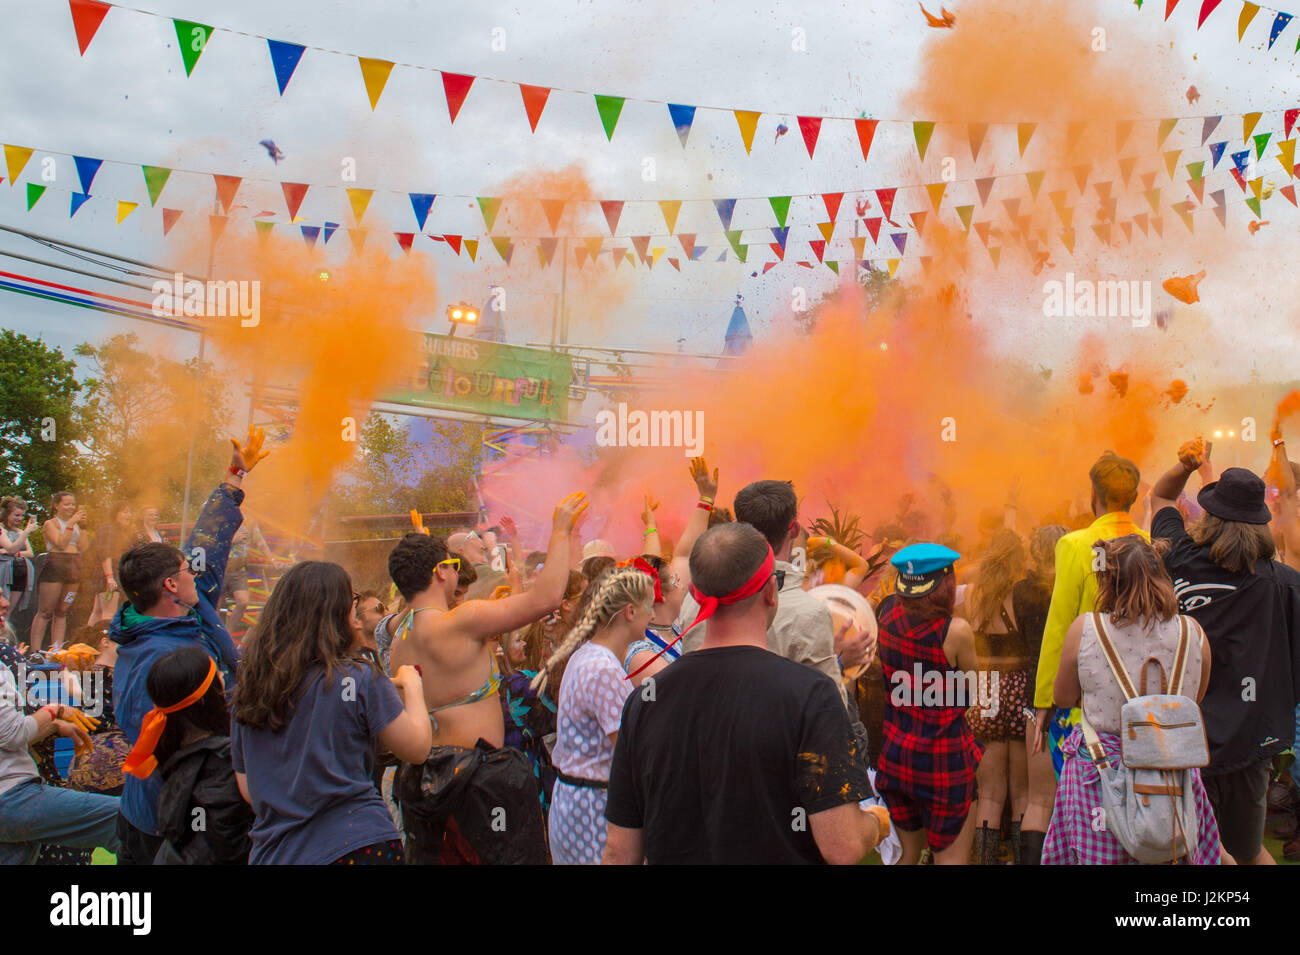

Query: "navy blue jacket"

xmin=111 ymin=483 xmax=244 ymax=835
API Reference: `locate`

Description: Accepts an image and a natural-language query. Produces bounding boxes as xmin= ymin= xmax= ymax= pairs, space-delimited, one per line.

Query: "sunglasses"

xmin=771 ymin=570 xmax=786 ymax=591
xmin=352 ymin=594 xmax=387 ymax=614
xmin=438 ymin=557 xmax=461 ymax=572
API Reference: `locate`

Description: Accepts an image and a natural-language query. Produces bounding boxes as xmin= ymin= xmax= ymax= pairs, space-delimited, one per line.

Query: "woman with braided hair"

xmin=538 ymin=566 xmax=656 ymax=864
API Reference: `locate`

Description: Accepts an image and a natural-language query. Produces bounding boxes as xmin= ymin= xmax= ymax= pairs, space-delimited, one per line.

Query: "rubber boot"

xmin=1019 ymin=828 xmax=1045 ymax=865
xmin=1010 ymin=820 xmax=1022 ymax=865
xmin=971 ymin=824 xmax=999 ymax=865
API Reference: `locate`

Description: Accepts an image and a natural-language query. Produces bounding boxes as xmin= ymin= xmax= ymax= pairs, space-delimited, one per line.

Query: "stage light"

xmin=447 ymin=302 xmax=479 ymax=325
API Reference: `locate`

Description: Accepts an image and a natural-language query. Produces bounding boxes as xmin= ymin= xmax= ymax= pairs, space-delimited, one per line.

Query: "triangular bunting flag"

xmin=734 ymin=110 xmax=761 ymax=154
xmin=1280 ymin=183 xmax=1297 ymax=206
xmin=213 ymin=174 xmax=241 ymax=213
xmin=678 ymin=234 xmax=695 ymax=257
xmin=956 ymin=204 xmax=974 ymax=231
xmin=142 ymin=165 xmax=171 ymax=206
xmin=659 ymin=199 xmax=681 ymax=233
xmin=1165 ymin=0 xmax=1181 ymax=19
xmin=913 ymin=121 xmax=935 ymax=161
xmin=771 ymin=226 xmax=789 ymax=251
xmin=1094 ymin=181 xmax=1113 ymax=202
xmin=256 ymin=220 xmax=275 ymax=240
xmin=972 ymin=222 xmax=990 ymax=246
xmin=172 ymin=20 xmax=213 ymax=77
xmin=876 ymin=188 xmax=897 ymax=222
xmin=1243 ymin=112 xmax=1262 ymax=142
xmin=669 ymin=258 xmax=680 ymax=271
xmin=1286 ymin=108 xmax=1299 ymax=140
xmin=282 ymin=182 xmax=309 ymax=219
xmin=6 ymin=144 xmax=35 ymax=185
xmin=1141 ymin=171 xmax=1157 ymax=191
xmin=1072 ymin=164 xmax=1090 ymax=193
xmin=1253 ymin=132 xmax=1271 ymax=161
xmin=1017 ymin=122 xmax=1037 ymax=157
xmin=1002 ymin=197 xmax=1021 ymax=219
xmin=358 ymin=57 xmax=395 ymax=110
xmin=822 ymin=192 xmax=844 ymax=221
xmin=1151 ymin=216 xmax=1163 ymax=237
xmin=538 ymin=237 xmax=558 ymax=267
xmin=1188 ymin=177 xmax=1205 ymax=203
xmin=322 ymin=221 xmax=339 ymax=244
xmin=714 ymin=198 xmax=737 ymax=232
xmin=769 ymin=196 xmax=791 ymax=228
xmin=1134 ymin=212 xmax=1148 ymax=235
xmin=1231 ymin=149 xmax=1250 ymax=174
xmin=725 ymin=230 xmax=745 ymax=258
xmin=809 ymin=240 xmax=825 ymax=262
xmin=347 ymin=188 xmax=373 ymax=225
xmin=1118 ymin=156 xmax=1137 ymax=186
xmin=116 ymin=200 xmax=137 ymax=224
xmin=70 ymin=192 xmax=92 ymax=217
xmin=1245 ymin=196 xmax=1261 ymax=218
xmin=1163 ymin=149 xmax=1180 ymax=180
xmin=600 ymin=200 xmax=624 ymax=235
xmin=1186 ymin=160 xmax=1205 ymax=183
xmin=1198 ymin=0 xmax=1224 ymax=29
xmin=864 ymin=217 xmax=882 ymax=242
xmin=1092 ymin=223 xmax=1111 ymax=245
xmin=1119 ymin=221 xmax=1132 ymax=243
xmin=409 ymin=193 xmax=435 ymax=230
xmin=73 ymin=156 xmax=102 ymax=193
xmin=818 ymin=222 xmax=835 ymax=243
xmin=1210 ymin=202 xmax=1225 ymax=227
xmin=1060 ymin=229 xmax=1075 ymax=254
xmin=1025 ymin=170 xmax=1045 ymax=200
xmin=576 ymin=246 xmax=588 ymax=268
xmin=1230 ymin=167 xmax=1247 ymax=192
xmin=1239 ymin=2 xmax=1261 ymax=38
xmin=975 ymin=177 xmax=995 ymax=206
xmin=668 ymin=104 xmax=696 ymax=147
xmin=441 ymin=72 xmax=475 ymax=123
xmin=161 ymin=208 xmax=181 ymax=234
xmin=968 ymin=122 xmax=988 ymax=159
xmin=887 ymin=259 xmax=900 ymax=278
xmin=910 ymin=211 xmax=928 ymax=236
xmin=540 ymin=199 xmax=566 ymax=234
xmin=26 ymin=184 xmax=45 ymax=209
xmin=519 ymin=84 xmax=551 ymax=132
xmin=854 ymin=119 xmax=879 ymax=162
xmin=1278 ymin=139 xmax=1296 ymax=178
xmin=1249 ymin=176 xmax=1263 ymax=199
xmin=1269 ymin=12 xmax=1293 ymax=48
xmin=443 ymin=235 xmax=462 ymax=255
xmin=1157 ymin=118 xmax=1177 ymax=148
xmin=1201 ymin=116 xmax=1221 ymax=145
xmin=1145 ymin=188 xmax=1161 ymax=212
xmin=394 ymin=232 xmax=414 ymax=253
xmin=1172 ymin=202 xmax=1194 ymax=232
xmin=851 ymin=236 xmax=866 ymax=259
xmin=630 ymin=235 xmax=651 ymax=263
xmin=585 ymin=237 xmax=603 ymax=259
xmin=825 ymin=261 xmax=839 ymax=275
xmin=927 ymin=182 xmax=947 ymax=210
xmin=1208 ymin=141 xmax=1226 ymax=167
xmin=988 ymin=246 xmax=1001 ymax=268
xmin=300 ymin=226 xmax=320 ymax=248
xmin=797 ymin=116 xmax=822 ymax=157
xmin=650 ymin=247 xmax=665 ymax=267
xmin=1049 ymin=190 xmax=1069 ymax=223
xmin=69 ymin=0 xmax=111 ymax=55
xmin=266 ymin=39 xmax=305 ymax=95
xmin=209 ymin=214 xmax=227 ymax=243
xmin=464 ymin=239 xmax=478 ymax=262
xmin=492 ymin=236 xmax=511 ymax=261
xmin=477 ymin=196 xmax=502 ymax=231
xmin=1116 ymin=120 xmax=1133 ymax=150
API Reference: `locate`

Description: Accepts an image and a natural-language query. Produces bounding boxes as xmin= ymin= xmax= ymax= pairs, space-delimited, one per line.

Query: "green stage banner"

xmin=386 ymin=333 xmax=572 ymax=422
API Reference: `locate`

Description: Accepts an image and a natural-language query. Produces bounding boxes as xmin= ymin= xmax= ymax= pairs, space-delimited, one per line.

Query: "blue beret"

xmin=890 ymin=543 xmax=961 ymax=597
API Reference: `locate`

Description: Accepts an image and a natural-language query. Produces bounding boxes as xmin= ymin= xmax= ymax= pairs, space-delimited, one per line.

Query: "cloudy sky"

xmin=1 ymin=0 xmax=1297 ymax=384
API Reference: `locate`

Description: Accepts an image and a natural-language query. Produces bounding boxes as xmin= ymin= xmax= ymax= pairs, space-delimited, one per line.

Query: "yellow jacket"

xmin=1032 ymin=511 xmax=1149 ymax=708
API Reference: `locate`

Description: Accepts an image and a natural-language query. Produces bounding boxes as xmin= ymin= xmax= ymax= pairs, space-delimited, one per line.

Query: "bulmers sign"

xmin=385 ymin=333 xmax=573 ymax=423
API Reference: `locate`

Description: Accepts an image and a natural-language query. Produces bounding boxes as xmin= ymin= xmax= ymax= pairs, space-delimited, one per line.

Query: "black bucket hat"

xmin=1197 ymin=467 xmax=1271 ymax=525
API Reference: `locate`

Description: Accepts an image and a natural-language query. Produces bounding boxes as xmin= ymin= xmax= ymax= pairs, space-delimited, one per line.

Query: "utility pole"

xmin=179 ymin=184 xmax=219 ymax=541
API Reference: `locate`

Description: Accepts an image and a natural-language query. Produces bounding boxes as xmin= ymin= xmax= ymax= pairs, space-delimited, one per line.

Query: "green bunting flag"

xmin=173 ymin=19 xmax=213 ymax=76
xmin=594 ymin=95 xmax=625 ymax=141
xmin=26 ymin=183 xmax=45 ymax=209
xmin=142 ymin=165 xmax=172 ymax=206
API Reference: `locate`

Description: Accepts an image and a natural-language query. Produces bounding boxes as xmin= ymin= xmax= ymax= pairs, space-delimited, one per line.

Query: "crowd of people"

xmin=2 ymin=422 xmax=1299 ymax=865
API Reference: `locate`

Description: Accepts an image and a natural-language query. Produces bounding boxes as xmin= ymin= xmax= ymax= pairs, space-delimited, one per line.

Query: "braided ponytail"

xmin=530 ymin=566 xmax=653 ymax=694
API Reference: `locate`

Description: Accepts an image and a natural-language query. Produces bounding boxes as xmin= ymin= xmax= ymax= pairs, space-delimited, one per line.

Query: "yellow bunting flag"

xmin=818 ymin=221 xmax=835 ymax=242
xmin=651 ymin=247 xmax=666 ymax=266
xmin=914 ymin=121 xmax=935 ymax=160
xmin=347 ymin=188 xmax=373 ymax=225
xmin=464 ymin=238 xmax=478 ymax=261
xmin=116 ymin=200 xmax=138 ymax=224
xmin=350 ymin=228 xmax=369 ymax=252
xmin=584 ymin=237 xmax=603 ymax=259
xmin=1238 ymin=2 xmax=1260 ymax=39
xmin=1157 ymin=118 xmax=1177 ymax=148
xmin=1163 ymin=150 xmax=1180 ymax=180
xmin=850 ymin=236 xmax=866 ymax=260
xmin=1278 ymin=139 xmax=1296 ymax=178
xmin=734 ymin=111 xmax=760 ymax=154
xmin=658 ymin=200 xmax=681 ymax=233
xmin=540 ymin=199 xmax=566 ymax=234
xmin=358 ymin=57 xmax=396 ymax=110
xmin=1017 ymin=123 xmax=1036 ymax=157
xmin=887 ymin=258 xmax=900 ymax=277
xmin=1025 ymin=170 xmax=1045 ymax=200
xmin=4 ymin=145 xmax=33 ymax=185
xmin=1243 ymin=112 xmax=1262 ymax=142
xmin=926 ymin=182 xmax=946 ymax=211
xmin=1250 ymin=177 xmax=1263 ymax=199
xmin=1049 ymin=190 xmax=1068 ymax=223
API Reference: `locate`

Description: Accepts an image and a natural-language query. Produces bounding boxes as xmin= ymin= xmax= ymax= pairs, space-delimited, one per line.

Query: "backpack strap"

xmin=1168 ymin=615 xmax=1191 ymax=697
xmin=1078 ymin=709 xmax=1111 ymax=768
xmin=1138 ymin=658 xmax=1169 ymax=696
xmin=1091 ymin=612 xmax=1139 ymax=701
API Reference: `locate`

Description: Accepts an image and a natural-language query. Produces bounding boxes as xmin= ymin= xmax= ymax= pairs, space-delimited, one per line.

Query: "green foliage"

xmin=809 ymin=503 xmax=867 ymax=551
xmin=0 ymin=329 xmax=83 ymax=507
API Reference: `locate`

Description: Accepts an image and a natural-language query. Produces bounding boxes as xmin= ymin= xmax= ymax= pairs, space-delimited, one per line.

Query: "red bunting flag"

xmin=1280 ymin=184 xmax=1297 ymax=206
xmin=863 ymin=217 xmax=882 ymax=243
xmin=213 ymin=174 xmax=241 ymax=213
xmin=1165 ymin=0 xmax=1181 ymax=19
xmin=854 ymin=119 xmax=879 ymax=162
xmin=1285 ymin=108 xmax=1299 ymax=139
xmin=69 ymin=0 xmax=111 ymax=56
xmin=822 ymin=192 xmax=844 ymax=220
xmin=395 ymin=232 xmax=414 ymax=253
xmin=1197 ymin=0 xmax=1224 ymax=28
xmin=678 ymin=234 xmax=696 ymax=256
xmin=808 ymin=240 xmax=825 ymax=262
xmin=441 ymin=72 xmax=475 ymax=123
xmin=798 ymin=116 xmax=822 ymax=158
xmin=876 ymin=188 xmax=897 ymax=223
xmin=281 ymin=182 xmax=309 ymax=219
xmin=444 ymin=235 xmax=462 ymax=254
xmin=600 ymin=200 xmax=623 ymax=235
xmin=161 ymin=208 xmax=182 ymax=236
xmin=519 ymin=84 xmax=551 ymax=132
xmin=540 ymin=199 xmax=566 ymax=234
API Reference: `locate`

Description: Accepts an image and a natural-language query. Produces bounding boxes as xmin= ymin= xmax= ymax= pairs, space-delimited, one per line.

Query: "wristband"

xmin=228 ymin=465 xmax=247 ymax=478
xmin=1275 ymin=438 xmax=1286 ymax=448
xmin=697 ymin=501 xmax=713 ymax=512
xmin=41 ymin=705 xmax=64 ymax=721
xmin=643 ymin=526 xmax=658 ymax=536
xmin=699 ymin=495 xmax=715 ymax=505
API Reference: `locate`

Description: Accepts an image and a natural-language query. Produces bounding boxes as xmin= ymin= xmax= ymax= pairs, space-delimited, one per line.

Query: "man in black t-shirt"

xmin=603 ymin=522 xmax=886 ymax=864
xmin=1150 ymin=439 xmax=1300 ymax=865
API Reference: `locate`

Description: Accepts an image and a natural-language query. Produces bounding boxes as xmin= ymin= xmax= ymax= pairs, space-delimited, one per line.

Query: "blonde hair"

xmin=529 ymin=567 xmax=654 ymax=694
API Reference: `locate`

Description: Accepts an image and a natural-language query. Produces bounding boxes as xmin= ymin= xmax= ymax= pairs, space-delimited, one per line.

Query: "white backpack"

xmin=1079 ymin=613 xmax=1209 ymax=863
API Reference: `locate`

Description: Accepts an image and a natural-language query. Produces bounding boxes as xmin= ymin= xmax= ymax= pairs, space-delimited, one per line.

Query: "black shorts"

xmin=1203 ymin=758 xmax=1270 ymax=861
xmin=41 ymin=554 xmax=82 ymax=586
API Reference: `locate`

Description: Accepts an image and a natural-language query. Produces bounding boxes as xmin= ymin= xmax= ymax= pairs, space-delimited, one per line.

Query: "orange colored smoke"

xmin=1275 ymin=390 xmax=1300 ymax=440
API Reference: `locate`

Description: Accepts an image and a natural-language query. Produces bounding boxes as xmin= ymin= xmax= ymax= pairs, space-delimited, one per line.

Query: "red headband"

xmin=617 ymin=557 xmax=664 ymax=603
xmin=625 ymin=545 xmax=776 ymax=682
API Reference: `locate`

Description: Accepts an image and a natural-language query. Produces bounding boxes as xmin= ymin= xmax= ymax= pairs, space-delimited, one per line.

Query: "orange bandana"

xmin=122 ymin=657 xmax=218 ymax=780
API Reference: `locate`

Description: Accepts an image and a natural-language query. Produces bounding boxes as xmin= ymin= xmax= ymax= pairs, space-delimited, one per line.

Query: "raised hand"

xmin=552 ymin=492 xmax=590 ymax=534
xmin=229 ymin=426 xmax=270 ymax=473
xmin=641 ymin=495 xmax=660 ymax=528
xmin=689 ymin=457 xmax=719 ymax=500
xmin=499 ymin=515 xmax=518 ymax=541
xmin=24 ymin=515 xmax=37 ymax=534
xmin=1177 ymin=436 xmax=1206 ymax=472
xmin=409 ymin=510 xmax=429 ymax=535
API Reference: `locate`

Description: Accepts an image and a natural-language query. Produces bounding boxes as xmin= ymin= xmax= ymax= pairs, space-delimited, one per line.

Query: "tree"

xmin=0 ymin=329 xmax=82 ymax=506
xmin=72 ymin=333 xmax=232 ymax=516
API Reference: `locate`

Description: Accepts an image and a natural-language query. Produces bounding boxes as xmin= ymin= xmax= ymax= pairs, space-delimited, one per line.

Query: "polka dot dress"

xmin=548 ymin=642 xmax=633 ymax=865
